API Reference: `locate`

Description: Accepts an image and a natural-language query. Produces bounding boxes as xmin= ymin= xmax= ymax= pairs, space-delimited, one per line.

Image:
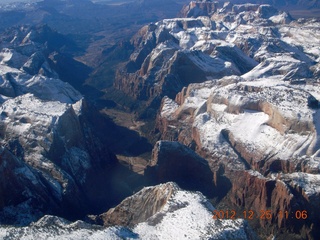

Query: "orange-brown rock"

xmin=178 ymin=0 xmax=223 ymax=18
xmin=98 ymin=182 xmax=175 ymax=227
xmin=227 ymin=170 xmax=320 ymax=239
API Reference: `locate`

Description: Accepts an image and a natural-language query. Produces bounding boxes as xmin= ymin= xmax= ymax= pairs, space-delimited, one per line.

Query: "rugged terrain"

xmin=114 ymin=1 xmax=320 ymax=239
xmin=214 ymin=0 xmax=320 ymax=18
xmin=0 ymin=0 xmax=319 ymax=239
xmin=0 ymin=24 xmax=145 ymax=224
xmin=0 ymin=183 xmax=257 ymax=240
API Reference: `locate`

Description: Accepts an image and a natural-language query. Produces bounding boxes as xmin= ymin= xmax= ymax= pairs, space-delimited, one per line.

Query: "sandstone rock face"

xmin=98 ymin=182 xmax=175 ymax=227
xmin=157 ymin=78 xmax=320 ymax=238
xmin=152 ymin=2 xmax=320 ymax=239
xmin=0 ymin=183 xmax=257 ymax=239
xmin=178 ymin=0 xmax=223 ymax=18
xmin=114 ymin=7 xmax=262 ymax=117
xmin=146 ymin=141 xmax=218 ymax=197
xmin=228 ymin=170 xmax=318 ymax=239
xmin=89 ymin=182 xmax=256 ymax=240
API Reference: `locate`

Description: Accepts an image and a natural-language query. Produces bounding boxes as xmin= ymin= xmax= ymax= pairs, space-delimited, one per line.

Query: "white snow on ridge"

xmin=0 ymin=46 xmax=82 ymax=104
xmin=134 ymin=189 xmax=250 ymax=240
xmin=0 ymin=221 xmax=135 ymax=240
xmin=242 ymin=55 xmax=302 ymax=81
xmin=0 ymin=93 xmax=84 ymax=168
xmin=0 ymin=48 xmax=28 ymax=68
xmin=1 ymin=93 xmax=69 ymax=117
xmin=134 ymin=190 xmax=214 ymax=240
xmin=25 ymin=75 xmax=82 ymax=103
xmin=161 ymin=96 xmax=179 ymax=119
xmin=0 ymin=186 xmax=253 ymax=240
xmin=281 ymin=172 xmax=320 ymax=196
xmin=280 ymin=24 xmax=320 ymax=62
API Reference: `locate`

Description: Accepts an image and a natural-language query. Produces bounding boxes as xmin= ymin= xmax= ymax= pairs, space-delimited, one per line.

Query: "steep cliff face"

xmin=227 ymin=170 xmax=319 ymax=239
xmin=0 ymin=183 xmax=257 ymax=239
xmin=151 ymin=2 xmax=320 ymax=239
xmin=114 ymin=10 xmax=260 ymax=117
xmin=88 ymin=182 xmax=256 ymax=240
xmin=146 ymin=141 xmax=219 ymax=197
xmin=0 ymin=25 xmax=127 ymax=224
xmin=0 ymin=147 xmax=56 ymax=225
xmin=178 ymin=0 xmax=224 ymax=18
xmin=98 ymin=182 xmax=175 ymax=227
xmin=156 ymin=77 xmax=320 ymax=238
xmin=0 ymin=92 xmax=123 ymax=222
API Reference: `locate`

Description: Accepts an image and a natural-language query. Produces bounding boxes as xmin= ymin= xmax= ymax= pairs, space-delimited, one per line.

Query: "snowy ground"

xmin=0 ymin=183 xmax=254 ymax=240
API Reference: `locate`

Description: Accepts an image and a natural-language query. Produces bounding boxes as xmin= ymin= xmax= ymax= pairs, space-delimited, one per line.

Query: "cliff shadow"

xmin=144 ymin=141 xmax=228 ymax=199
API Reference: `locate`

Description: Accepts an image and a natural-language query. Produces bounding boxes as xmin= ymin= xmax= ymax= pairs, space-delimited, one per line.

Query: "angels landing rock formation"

xmin=0 ymin=183 xmax=257 ymax=239
xmin=89 ymin=182 xmax=257 ymax=239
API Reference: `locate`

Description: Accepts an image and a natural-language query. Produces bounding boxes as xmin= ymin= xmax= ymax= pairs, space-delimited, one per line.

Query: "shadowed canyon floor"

xmin=0 ymin=0 xmax=319 ymax=239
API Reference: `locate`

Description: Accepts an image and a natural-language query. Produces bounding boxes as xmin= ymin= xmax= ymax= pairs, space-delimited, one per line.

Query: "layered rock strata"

xmin=148 ymin=1 xmax=320 ymax=239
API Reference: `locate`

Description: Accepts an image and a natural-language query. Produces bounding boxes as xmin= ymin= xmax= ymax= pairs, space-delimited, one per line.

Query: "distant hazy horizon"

xmin=0 ymin=0 xmax=39 ymax=3
xmin=0 ymin=0 xmax=123 ymax=3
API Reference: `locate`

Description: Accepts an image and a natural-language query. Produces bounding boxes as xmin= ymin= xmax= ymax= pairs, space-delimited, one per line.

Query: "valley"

xmin=0 ymin=0 xmax=319 ymax=239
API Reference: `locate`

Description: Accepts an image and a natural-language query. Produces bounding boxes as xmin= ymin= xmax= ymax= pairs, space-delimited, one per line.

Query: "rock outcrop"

xmin=114 ymin=7 xmax=262 ymax=117
xmin=146 ymin=141 xmax=217 ymax=197
xmin=97 ymin=182 xmax=175 ymax=227
xmin=0 ymin=91 xmax=123 ymax=223
xmin=150 ymin=1 xmax=320 ymax=239
xmin=89 ymin=182 xmax=257 ymax=240
xmin=0 ymin=183 xmax=257 ymax=239
xmin=178 ymin=0 xmax=223 ymax=18
xmin=0 ymin=25 xmax=131 ymax=224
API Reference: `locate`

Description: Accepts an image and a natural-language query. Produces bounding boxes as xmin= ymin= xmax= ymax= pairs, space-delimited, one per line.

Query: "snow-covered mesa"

xmin=158 ymin=3 xmax=319 ymax=155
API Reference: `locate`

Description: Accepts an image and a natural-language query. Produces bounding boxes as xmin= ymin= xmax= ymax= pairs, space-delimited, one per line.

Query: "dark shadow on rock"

xmin=48 ymin=53 xmax=93 ymax=92
xmin=79 ymin=162 xmax=152 ymax=216
xmin=81 ymin=101 xmax=153 ymax=157
xmin=145 ymin=141 xmax=219 ymax=198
